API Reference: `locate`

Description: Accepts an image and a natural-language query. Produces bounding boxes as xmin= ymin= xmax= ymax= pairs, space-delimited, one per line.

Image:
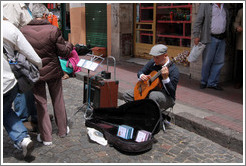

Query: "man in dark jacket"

xmin=21 ymin=4 xmax=73 ymax=146
xmin=123 ymin=44 xmax=179 ymax=111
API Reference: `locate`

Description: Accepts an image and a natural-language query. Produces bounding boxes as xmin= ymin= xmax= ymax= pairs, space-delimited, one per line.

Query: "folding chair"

xmin=161 ymin=102 xmax=175 ymax=132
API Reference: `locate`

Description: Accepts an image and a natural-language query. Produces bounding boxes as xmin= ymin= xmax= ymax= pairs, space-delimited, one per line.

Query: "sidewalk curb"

xmin=75 ymin=75 xmax=243 ymax=155
xmin=118 ymin=90 xmax=243 ymax=155
xmin=174 ymin=112 xmax=243 ymax=155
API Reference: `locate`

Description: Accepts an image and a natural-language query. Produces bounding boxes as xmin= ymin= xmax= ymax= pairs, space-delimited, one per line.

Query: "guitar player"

xmin=123 ymin=44 xmax=180 ymax=113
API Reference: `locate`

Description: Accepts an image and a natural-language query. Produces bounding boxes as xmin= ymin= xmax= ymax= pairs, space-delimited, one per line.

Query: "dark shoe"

xmin=234 ymin=82 xmax=242 ymax=89
xmin=207 ymin=85 xmax=223 ymax=91
xmin=23 ymin=121 xmax=37 ymax=132
xmin=200 ymin=83 xmax=207 ymax=89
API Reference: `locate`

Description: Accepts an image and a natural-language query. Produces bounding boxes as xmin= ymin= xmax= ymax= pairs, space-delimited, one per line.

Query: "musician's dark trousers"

xmin=123 ymin=90 xmax=175 ymax=111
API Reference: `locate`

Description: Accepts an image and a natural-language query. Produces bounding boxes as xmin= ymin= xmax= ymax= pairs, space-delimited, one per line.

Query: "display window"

xmin=134 ymin=3 xmax=192 ymax=59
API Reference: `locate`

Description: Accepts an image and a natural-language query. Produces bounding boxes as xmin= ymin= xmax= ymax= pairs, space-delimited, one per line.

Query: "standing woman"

xmin=21 ymin=4 xmax=73 ymax=145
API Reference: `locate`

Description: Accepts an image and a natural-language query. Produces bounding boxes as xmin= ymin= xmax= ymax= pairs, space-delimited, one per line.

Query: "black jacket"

xmin=137 ymin=59 xmax=179 ymax=100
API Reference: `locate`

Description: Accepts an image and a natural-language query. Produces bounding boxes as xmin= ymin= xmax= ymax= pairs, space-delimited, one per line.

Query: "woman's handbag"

xmin=187 ymin=42 xmax=206 ymax=62
xmin=3 ymin=47 xmax=40 ymax=93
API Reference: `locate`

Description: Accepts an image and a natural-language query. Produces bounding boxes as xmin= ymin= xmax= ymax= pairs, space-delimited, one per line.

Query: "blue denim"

xmin=201 ymin=36 xmax=225 ymax=87
xmin=3 ymin=84 xmax=28 ymax=147
xmin=14 ymin=91 xmax=37 ymax=123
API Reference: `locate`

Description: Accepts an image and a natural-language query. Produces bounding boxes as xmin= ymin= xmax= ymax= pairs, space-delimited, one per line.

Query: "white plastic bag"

xmin=187 ymin=42 xmax=206 ymax=62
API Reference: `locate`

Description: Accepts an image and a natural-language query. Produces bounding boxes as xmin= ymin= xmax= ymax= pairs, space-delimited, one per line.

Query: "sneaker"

xmin=20 ymin=137 xmax=34 ymax=158
xmin=59 ymin=126 xmax=70 ymax=138
xmin=37 ymin=134 xmax=52 ymax=146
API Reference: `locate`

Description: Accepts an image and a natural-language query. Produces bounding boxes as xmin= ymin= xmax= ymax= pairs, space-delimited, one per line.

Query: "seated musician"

xmin=123 ymin=44 xmax=180 ymax=112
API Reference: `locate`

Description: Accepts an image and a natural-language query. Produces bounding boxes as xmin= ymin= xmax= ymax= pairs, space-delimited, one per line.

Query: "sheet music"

xmin=83 ymin=60 xmax=93 ymax=69
xmin=90 ymin=62 xmax=99 ymax=71
xmin=77 ymin=59 xmax=86 ymax=67
xmin=77 ymin=59 xmax=99 ymax=71
xmin=77 ymin=54 xmax=104 ymax=71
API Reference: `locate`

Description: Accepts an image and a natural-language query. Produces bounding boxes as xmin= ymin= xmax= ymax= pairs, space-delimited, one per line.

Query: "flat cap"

xmin=149 ymin=44 xmax=168 ymax=56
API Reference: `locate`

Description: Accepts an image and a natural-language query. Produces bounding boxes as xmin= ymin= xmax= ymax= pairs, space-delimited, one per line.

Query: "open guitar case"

xmin=85 ymin=99 xmax=162 ymax=154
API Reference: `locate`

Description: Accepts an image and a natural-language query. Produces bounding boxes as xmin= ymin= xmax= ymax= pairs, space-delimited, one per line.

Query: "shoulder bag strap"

xmin=3 ymin=47 xmax=10 ymax=60
xmin=3 ymin=47 xmax=17 ymax=64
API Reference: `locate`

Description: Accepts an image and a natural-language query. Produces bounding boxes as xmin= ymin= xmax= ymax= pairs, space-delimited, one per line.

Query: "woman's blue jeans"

xmin=201 ymin=36 xmax=225 ymax=87
xmin=3 ymin=84 xmax=28 ymax=148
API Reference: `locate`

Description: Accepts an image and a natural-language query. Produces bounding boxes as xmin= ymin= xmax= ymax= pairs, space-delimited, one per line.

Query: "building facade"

xmin=68 ymin=3 xmax=242 ymax=83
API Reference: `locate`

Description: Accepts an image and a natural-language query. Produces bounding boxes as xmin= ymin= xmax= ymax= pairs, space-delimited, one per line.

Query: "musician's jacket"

xmin=137 ymin=58 xmax=179 ymax=100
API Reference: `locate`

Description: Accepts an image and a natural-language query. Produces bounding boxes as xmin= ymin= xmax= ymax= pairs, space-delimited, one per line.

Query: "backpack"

xmin=67 ymin=48 xmax=81 ymax=74
xmin=75 ymin=44 xmax=92 ymax=56
xmin=60 ymin=48 xmax=81 ymax=75
xmin=85 ymin=99 xmax=162 ymax=153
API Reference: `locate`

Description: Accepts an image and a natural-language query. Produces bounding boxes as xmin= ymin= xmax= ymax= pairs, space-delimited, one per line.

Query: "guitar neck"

xmin=166 ymin=59 xmax=175 ymax=68
xmin=150 ymin=59 xmax=175 ymax=82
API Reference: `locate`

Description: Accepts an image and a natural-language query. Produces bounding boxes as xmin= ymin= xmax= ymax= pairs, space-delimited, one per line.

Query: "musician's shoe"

xmin=200 ymin=83 xmax=207 ymax=89
xmin=207 ymin=85 xmax=223 ymax=91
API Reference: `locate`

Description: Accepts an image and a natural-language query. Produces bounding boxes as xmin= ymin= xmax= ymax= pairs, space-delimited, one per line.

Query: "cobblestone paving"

xmin=2 ymin=78 xmax=243 ymax=164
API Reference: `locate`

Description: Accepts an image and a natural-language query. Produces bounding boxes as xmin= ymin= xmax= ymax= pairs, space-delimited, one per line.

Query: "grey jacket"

xmin=193 ymin=3 xmax=229 ymax=44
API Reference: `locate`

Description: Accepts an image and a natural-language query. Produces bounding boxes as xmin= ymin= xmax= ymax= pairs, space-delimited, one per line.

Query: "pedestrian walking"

xmin=3 ymin=2 xmax=40 ymax=132
xmin=3 ymin=19 xmax=42 ymax=158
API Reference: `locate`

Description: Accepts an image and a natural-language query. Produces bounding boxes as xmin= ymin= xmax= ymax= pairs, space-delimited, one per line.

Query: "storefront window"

xmin=135 ymin=3 xmax=192 ymax=47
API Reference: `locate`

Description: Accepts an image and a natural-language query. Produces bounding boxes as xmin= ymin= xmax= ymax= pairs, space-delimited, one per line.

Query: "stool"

xmin=161 ymin=103 xmax=175 ymax=132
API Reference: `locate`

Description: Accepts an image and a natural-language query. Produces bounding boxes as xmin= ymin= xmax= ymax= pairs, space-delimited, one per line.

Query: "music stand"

xmin=73 ymin=54 xmax=104 ymax=120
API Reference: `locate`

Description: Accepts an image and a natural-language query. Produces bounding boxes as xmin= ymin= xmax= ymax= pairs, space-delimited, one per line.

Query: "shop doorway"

xmin=61 ymin=3 xmax=71 ymax=41
xmin=85 ymin=3 xmax=107 ymax=47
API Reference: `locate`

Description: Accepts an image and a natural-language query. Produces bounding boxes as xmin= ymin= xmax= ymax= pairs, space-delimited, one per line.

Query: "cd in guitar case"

xmin=85 ymin=99 xmax=162 ymax=153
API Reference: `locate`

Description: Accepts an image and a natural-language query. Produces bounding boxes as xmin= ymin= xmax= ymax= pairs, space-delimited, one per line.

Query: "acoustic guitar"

xmin=134 ymin=50 xmax=189 ymax=101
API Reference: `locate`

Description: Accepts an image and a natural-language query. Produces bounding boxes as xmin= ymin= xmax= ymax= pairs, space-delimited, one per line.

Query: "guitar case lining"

xmin=85 ymin=99 xmax=162 ymax=153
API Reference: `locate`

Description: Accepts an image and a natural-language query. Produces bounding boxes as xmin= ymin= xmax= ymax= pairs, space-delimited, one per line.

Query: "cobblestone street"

xmin=2 ymin=78 xmax=243 ymax=164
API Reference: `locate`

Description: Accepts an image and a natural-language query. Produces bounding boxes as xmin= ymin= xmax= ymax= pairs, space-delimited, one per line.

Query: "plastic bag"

xmin=187 ymin=42 xmax=206 ymax=62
